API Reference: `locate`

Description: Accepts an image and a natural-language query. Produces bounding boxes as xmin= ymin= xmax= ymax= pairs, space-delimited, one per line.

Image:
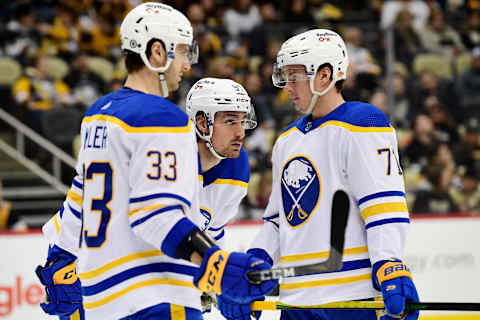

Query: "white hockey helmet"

xmin=186 ymin=78 xmax=257 ymax=159
xmin=120 ymin=3 xmax=198 ymax=95
xmin=272 ymin=29 xmax=349 ymax=113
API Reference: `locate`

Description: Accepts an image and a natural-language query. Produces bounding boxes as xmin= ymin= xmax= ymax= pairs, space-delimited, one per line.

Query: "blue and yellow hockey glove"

xmin=193 ymin=246 xmax=278 ymax=304
xmin=373 ymin=260 xmax=419 ymax=320
xmin=35 ymin=255 xmax=82 ymax=316
xmin=217 ymin=294 xmax=262 ymax=320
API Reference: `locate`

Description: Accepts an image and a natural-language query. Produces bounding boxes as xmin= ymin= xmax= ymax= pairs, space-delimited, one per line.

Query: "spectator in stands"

xmin=0 ymin=179 xmax=27 ymax=231
xmin=78 ymin=14 xmax=121 ymax=60
xmin=63 ymin=51 xmax=105 ymax=110
xmin=453 ymin=117 xmax=480 ymax=173
xmin=12 ymin=55 xmax=73 ymax=135
xmin=423 ymin=97 xmax=459 ymax=144
xmin=248 ymin=2 xmax=281 ymax=57
xmin=283 ymin=0 xmax=314 ymax=29
xmin=450 ymin=166 xmax=480 ymax=213
xmin=420 ymin=9 xmax=464 ymax=61
xmin=244 ymin=72 xmax=274 ymax=128
xmin=4 ymin=4 xmax=41 ymax=65
xmin=37 ymin=5 xmax=79 ymax=60
xmin=410 ymin=71 xmax=456 ymax=119
xmin=455 ymin=46 xmax=480 ymax=117
xmin=402 ymin=113 xmax=439 ymax=170
xmin=344 ymin=26 xmax=382 ymax=77
xmin=393 ymin=9 xmax=424 ymax=67
xmin=381 ymin=0 xmax=430 ymax=31
xmin=223 ymin=0 xmax=262 ymax=52
xmin=460 ymin=11 xmax=480 ymax=50
xmin=412 ymin=163 xmax=459 ymax=214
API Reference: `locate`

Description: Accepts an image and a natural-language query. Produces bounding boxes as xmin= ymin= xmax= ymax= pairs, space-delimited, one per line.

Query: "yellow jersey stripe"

xmin=83 ymin=278 xmax=196 ymax=309
xmin=80 ymin=250 xmax=164 ymax=279
xmin=281 ymin=246 xmax=368 ymax=263
xmin=54 ymin=213 xmax=61 ymax=234
xmin=171 ymin=304 xmax=186 ymax=319
xmin=83 ymin=115 xmax=192 ymax=134
xmin=320 ymin=121 xmax=394 ymax=133
xmin=198 ymin=175 xmax=203 ymax=182
xmin=129 ymin=204 xmax=166 ymax=217
xmin=213 ymin=178 xmax=248 ymax=188
xmin=67 ymin=189 xmax=82 ymax=207
xmin=278 ymin=127 xmax=299 ymax=139
xmin=361 ymin=202 xmax=408 ymax=220
xmin=280 ymin=273 xmax=371 ymax=290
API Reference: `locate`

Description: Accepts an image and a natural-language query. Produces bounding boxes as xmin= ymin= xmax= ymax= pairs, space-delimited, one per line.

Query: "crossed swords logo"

xmin=282 ymin=172 xmax=317 ymax=221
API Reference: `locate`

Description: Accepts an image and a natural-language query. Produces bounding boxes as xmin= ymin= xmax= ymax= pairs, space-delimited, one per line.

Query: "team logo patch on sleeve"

xmin=281 ymin=156 xmax=321 ymax=228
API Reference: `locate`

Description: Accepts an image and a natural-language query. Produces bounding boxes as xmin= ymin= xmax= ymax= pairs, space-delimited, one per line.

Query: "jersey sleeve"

xmin=344 ymin=128 xmax=410 ymax=264
xmin=127 ymin=123 xmax=200 ymax=259
xmin=250 ymin=142 xmax=281 ymax=264
xmin=42 ymin=174 xmax=84 ymax=257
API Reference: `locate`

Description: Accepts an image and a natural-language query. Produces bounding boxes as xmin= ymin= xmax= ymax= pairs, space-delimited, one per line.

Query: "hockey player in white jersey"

xmin=220 ymin=29 xmax=420 ymax=320
xmin=185 ymin=78 xmax=256 ymax=246
xmin=34 ymin=3 xmax=277 ymax=320
xmin=43 ymin=77 xmax=259 ymax=319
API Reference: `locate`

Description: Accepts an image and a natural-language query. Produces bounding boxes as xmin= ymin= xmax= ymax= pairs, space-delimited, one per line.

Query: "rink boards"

xmin=1 ymin=216 xmax=479 ymax=319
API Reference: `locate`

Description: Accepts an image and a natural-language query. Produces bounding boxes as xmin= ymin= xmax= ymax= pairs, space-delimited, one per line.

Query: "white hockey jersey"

xmin=43 ymin=87 xmax=203 ymax=319
xmin=192 ymin=148 xmax=249 ymax=247
xmin=252 ymin=101 xmax=410 ymax=306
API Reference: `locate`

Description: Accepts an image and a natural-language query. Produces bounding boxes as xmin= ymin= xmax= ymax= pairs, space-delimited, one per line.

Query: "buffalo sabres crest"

xmin=200 ymin=207 xmax=212 ymax=231
xmin=281 ymin=156 xmax=321 ymax=227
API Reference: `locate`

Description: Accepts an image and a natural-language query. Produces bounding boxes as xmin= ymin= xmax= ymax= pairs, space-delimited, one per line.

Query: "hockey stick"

xmin=247 ymin=190 xmax=350 ymax=283
xmin=250 ymin=300 xmax=480 ymax=312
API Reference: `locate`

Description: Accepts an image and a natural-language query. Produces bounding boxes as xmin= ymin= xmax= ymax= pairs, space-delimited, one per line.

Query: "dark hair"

xmin=318 ymin=63 xmax=344 ymax=92
xmin=124 ymin=39 xmax=165 ymax=73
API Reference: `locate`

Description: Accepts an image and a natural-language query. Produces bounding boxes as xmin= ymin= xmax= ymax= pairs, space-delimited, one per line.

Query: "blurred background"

xmin=0 ymin=0 xmax=480 ymax=232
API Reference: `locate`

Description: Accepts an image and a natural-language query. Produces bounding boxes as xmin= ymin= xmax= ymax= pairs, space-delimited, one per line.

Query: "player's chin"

xmin=224 ymin=148 xmax=241 ymax=158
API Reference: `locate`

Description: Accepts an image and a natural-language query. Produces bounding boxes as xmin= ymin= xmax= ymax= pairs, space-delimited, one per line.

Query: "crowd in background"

xmin=0 ymin=0 xmax=479 ymax=222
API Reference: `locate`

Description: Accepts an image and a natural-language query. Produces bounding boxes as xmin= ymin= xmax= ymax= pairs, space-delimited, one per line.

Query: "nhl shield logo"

xmin=281 ymin=156 xmax=321 ymax=228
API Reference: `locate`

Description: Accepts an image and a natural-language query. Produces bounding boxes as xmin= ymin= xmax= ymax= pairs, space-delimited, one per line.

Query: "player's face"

xmin=283 ymin=65 xmax=313 ymax=113
xmin=165 ymin=44 xmax=192 ymax=91
xmin=211 ymin=111 xmax=246 ymax=158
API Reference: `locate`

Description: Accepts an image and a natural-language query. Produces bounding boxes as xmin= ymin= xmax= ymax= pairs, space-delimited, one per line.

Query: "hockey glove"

xmin=373 ymin=260 xmax=419 ymax=320
xmin=217 ymin=294 xmax=262 ymax=320
xmin=35 ymin=254 xmax=82 ymax=316
xmin=193 ymin=246 xmax=278 ymax=304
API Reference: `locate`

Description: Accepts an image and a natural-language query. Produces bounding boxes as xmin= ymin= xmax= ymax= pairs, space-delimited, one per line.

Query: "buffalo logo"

xmin=281 ymin=156 xmax=321 ymax=227
xmin=200 ymin=207 xmax=212 ymax=231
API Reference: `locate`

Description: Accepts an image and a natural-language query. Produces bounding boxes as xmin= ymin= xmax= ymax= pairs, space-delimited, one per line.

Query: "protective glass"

xmin=272 ymin=63 xmax=313 ymax=88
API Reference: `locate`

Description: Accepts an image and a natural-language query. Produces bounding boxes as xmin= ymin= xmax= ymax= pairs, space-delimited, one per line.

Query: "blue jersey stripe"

xmin=263 ymin=214 xmax=279 ymax=221
xmin=365 ymin=218 xmax=410 ymax=230
xmin=130 ymin=205 xmax=183 ymax=228
xmin=129 ymin=193 xmax=191 ymax=208
xmin=208 ymin=224 xmax=225 ymax=232
xmin=59 ymin=205 xmax=65 ymax=219
xmin=68 ymin=204 xmax=81 ymax=220
xmin=358 ymin=191 xmax=406 ymax=206
xmin=162 ymin=217 xmax=197 ymax=258
xmin=81 ymin=262 xmax=198 ymax=296
xmin=72 ymin=179 xmax=83 ymax=190
xmin=214 ymin=230 xmax=225 ymax=241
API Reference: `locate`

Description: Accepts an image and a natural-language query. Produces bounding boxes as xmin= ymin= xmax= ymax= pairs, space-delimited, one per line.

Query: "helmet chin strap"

xmin=206 ymin=140 xmax=226 ymax=160
xmin=302 ymin=77 xmax=337 ymax=114
xmin=158 ymin=73 xmax=169 ymax=98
